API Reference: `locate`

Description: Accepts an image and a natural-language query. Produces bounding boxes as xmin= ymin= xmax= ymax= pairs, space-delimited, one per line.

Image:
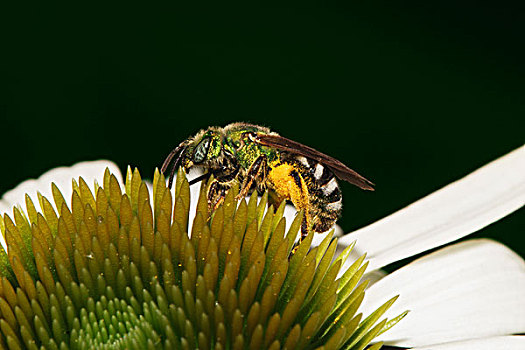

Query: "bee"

xmin=161 ymin=122 xmax=374 ymax=241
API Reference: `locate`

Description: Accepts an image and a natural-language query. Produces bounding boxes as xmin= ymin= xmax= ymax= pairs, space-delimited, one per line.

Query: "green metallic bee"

xmin=161 ymin=122 xmax=374 ymax=240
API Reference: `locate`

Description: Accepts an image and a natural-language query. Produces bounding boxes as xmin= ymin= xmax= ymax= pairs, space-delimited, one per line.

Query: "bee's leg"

xmin=237 ymin=155 xmax=268 ymax=199
xmin=207 ymin=179 xmax=233 ymax=212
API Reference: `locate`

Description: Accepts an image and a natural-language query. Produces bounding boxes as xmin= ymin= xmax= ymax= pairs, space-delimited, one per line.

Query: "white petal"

xmin=339 ymin=145 xmax=525 ymax=271
xmin=412 ymin=336 xmax=525 ymax=350
xmin=361 ymin=239 xmax=525 ymax=347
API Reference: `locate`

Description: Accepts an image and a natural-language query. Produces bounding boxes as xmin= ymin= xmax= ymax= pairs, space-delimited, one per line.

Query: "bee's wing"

xmin=254 ymin=134 xmax=375 ymax=191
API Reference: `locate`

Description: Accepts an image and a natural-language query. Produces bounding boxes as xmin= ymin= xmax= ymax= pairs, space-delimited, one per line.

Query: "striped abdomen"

xmin=295 ymin=156 xmax=343 ymax=233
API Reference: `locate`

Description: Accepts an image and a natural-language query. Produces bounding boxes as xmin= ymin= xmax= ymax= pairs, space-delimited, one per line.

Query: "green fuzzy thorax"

xmin=225 ymin=126 xmax=280 ymax=170
xmin=235 ymin=142 xmax=280 ymax=169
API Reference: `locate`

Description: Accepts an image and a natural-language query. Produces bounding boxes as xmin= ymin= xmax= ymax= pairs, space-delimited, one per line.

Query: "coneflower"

xmin=0 ymin=167 xmax=404 ymax=349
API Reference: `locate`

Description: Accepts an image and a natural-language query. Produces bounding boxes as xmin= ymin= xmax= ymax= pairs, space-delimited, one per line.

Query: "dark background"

xmin=1 ymin=2 xmax=524 ymax=262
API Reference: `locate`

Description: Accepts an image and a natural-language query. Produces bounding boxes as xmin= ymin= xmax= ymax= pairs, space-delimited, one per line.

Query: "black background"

xmin=1 ymin=2 xmax=524 ymax=263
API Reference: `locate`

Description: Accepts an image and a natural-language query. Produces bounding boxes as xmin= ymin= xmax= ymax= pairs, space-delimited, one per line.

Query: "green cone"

xmin=0 ymin=167 xmax=404 ymax=350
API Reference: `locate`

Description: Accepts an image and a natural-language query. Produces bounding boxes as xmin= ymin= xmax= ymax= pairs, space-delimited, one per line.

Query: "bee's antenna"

xmin=161 ymin=143 xmax=184 ymax=174
xmin=167 ymin=163 xmax=177 ymax=189
xmin=162 ymin=144 xmax=188 ymax=189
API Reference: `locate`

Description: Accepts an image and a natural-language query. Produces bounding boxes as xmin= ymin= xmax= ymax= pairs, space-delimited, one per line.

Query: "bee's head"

xmin=161 ymin=127 xmax=224 ymax=187
xmin=185 ymin=128 xmax=223 ymax=167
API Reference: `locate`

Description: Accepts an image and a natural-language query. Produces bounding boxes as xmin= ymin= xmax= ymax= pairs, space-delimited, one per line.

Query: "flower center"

xmin=0 ymin=167 xmax=404 ymax=349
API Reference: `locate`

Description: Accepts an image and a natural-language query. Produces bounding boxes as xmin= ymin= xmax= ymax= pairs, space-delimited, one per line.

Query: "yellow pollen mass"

xmin=268 ymin=163 xmax=310 ymax=217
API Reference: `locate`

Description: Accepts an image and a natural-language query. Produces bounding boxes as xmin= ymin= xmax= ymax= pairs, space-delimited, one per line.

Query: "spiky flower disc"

xmin=0 ymin=167 xmax=404 ymax=349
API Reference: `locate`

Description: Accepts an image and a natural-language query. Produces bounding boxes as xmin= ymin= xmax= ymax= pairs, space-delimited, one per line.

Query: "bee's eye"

xmin=193 ymin=137 xmax=210 ymax=163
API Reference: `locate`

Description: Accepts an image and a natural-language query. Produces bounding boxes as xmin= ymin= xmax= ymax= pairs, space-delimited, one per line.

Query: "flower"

xmin=0 ymin=144 xmax=523 ymax=349
xmin=0 ymin=163 xmax=404 ymax=349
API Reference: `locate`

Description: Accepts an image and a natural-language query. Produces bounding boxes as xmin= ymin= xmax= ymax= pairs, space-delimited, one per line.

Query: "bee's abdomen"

xmin=296 ymin=157 xmax=342 ymax=232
